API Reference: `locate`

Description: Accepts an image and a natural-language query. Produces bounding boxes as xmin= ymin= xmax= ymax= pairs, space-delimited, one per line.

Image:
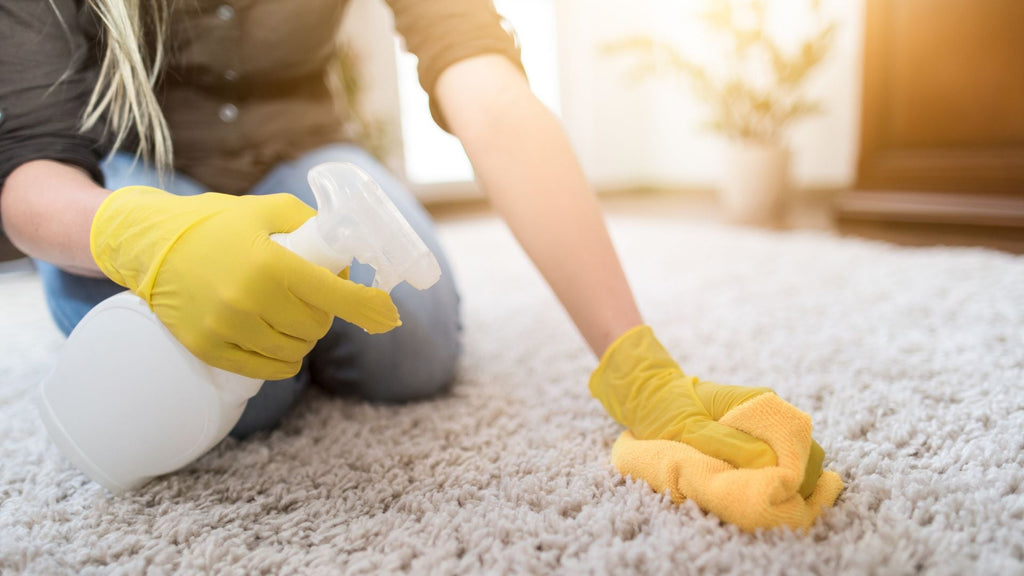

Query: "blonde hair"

xmin=82 ymin=0 xmax=173 ymax=172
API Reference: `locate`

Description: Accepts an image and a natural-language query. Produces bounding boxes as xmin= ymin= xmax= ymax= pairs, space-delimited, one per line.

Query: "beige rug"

xmin=1 ymin=217 xmax=1022 ymax=574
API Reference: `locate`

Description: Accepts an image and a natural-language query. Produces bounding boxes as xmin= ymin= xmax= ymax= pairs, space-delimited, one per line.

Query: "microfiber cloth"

xmin=610 ymin=393 xmax=844 ymax=532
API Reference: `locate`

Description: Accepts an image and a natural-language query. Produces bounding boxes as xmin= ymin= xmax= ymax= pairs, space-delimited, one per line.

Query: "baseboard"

xmin=834 ymin=190 xmax=1024 ymax=227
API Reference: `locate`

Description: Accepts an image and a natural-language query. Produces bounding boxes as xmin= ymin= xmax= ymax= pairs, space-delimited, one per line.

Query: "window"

xmin=395 ymin=0 xmax=561 ymax=192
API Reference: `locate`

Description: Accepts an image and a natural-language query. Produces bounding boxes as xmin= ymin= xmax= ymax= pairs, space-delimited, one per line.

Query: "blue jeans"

xmin=36 ymin=144 xmax=462 ymax=437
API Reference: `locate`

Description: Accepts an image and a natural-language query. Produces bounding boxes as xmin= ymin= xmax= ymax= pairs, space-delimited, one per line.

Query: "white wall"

xmin=555 ymin=0 xmax=866 ymax=191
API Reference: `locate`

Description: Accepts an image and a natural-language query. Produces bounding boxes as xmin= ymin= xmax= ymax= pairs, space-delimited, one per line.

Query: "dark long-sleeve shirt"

xmin=0 ymin=0 xmax=524 ymax=196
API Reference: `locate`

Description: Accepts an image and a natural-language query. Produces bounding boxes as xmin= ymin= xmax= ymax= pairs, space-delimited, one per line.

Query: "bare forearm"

xmin=437 ymin=56 xmax=642 ymax=356
xmin=0 ymin=160 xmax=109 ymax=276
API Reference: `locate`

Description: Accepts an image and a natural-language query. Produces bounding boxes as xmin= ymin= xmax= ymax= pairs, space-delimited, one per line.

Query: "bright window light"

xmin=396 ymin=0 xmax=561 ymax=186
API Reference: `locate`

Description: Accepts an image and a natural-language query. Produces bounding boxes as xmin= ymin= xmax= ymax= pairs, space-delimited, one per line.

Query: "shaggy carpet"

xmin=1 ymin=217 xmax=1022 ymax=575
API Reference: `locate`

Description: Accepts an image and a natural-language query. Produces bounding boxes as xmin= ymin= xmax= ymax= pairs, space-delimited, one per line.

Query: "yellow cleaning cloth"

xmin=610 ymin=392 xmax=844 ymax=532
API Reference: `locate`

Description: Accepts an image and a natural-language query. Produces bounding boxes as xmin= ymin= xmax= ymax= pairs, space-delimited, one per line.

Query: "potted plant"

xmin=605 ymin=0 xmax=837 ymax=226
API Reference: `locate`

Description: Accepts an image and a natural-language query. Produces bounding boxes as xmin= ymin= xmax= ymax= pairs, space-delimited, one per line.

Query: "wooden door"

xmin=836 ymin=0 xmax=1024 ymax=247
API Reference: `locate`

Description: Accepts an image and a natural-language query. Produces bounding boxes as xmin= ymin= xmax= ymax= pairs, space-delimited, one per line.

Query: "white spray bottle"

xmin=37 ymin=162 xmax=442 ymax=493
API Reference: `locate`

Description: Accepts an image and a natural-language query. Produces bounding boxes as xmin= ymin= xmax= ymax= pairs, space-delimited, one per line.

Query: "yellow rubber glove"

xmin=589 ymin=325 xmax=824 ymax=498
xmin=90 ymin=186 xmax=401 ymax=380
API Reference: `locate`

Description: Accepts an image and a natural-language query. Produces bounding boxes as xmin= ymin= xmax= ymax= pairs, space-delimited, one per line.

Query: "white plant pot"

xmin=719 ymin=140 xmax=790 ymax=226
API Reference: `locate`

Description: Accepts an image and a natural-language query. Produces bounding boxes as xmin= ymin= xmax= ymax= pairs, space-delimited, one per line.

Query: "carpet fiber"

xmin=1 ymin=217 xmax=1022 ymax=574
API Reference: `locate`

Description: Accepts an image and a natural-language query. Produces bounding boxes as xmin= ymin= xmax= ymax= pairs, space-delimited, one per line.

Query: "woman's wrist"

xmin=1 ymin=159 xmax=110 ymax=275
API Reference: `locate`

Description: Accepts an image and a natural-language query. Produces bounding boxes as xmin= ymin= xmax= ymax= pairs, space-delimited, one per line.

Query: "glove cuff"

xmin=90 ymin=186 xmax=227 ymax=301
xmin=588 ymin=325 xmax=680 ymax=425
xmin=89 ymin=186 xmax=156 ymax=289
xmin=594 ymin=324 xmax=652 ymax=369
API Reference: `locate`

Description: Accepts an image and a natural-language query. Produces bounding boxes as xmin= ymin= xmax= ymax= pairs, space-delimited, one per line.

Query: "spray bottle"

xmin=36 ymin=162 xmax=442 ymax=493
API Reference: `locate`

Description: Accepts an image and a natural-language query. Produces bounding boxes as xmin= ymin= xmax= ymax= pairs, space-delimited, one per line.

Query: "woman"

xmin=0 ymin=0 xmax=822 ymax=494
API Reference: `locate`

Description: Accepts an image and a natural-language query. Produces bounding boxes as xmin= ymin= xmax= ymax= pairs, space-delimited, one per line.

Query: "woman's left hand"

xmin=589 ymin=325 xmax=825 ymax=498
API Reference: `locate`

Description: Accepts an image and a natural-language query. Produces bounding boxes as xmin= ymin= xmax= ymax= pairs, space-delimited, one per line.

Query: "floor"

xmin=428 ymin=190 xmax=1023 ymax=254
xmin=429 ymin=189 xmax=824 ymax=226
xmin=5 ymin=210 xmax=1022 ymax=574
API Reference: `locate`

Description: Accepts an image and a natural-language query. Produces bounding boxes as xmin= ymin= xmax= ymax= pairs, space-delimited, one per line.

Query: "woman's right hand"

xmin=90 ymin=186 xmax=401 ymax=380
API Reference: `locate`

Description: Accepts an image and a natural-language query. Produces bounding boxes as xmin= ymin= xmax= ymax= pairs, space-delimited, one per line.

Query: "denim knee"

xmin=229 ymin=364 xmax=309 ymax=438
xmin=309 ymin=274 xmax=462 ymax=403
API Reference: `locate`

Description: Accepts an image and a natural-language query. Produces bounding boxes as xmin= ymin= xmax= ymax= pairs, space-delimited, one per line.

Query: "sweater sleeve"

xmin=0 ymin=0 xmax=107 ymax=199
xmin=384 ymin=0 xmax=527 ymax=133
